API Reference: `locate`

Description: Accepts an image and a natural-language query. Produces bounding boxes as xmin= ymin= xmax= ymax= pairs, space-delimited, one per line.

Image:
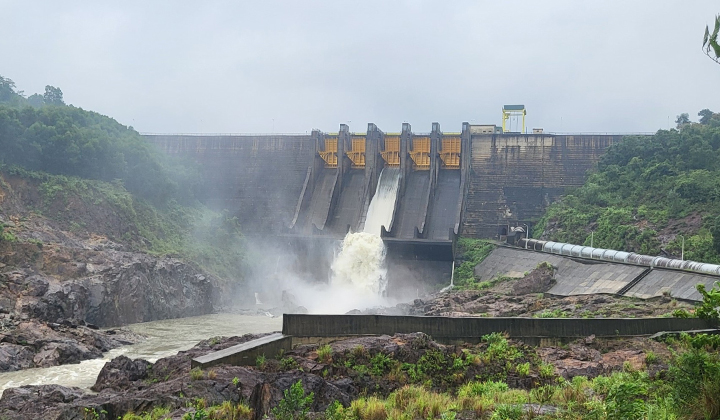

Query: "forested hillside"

xmin=0 ymin=75 xmax=243 ymax=280
xmin=0 ymin=75 xmax=198 ymax=206
xmin=535 ymin=111 xmax=720 ymax=263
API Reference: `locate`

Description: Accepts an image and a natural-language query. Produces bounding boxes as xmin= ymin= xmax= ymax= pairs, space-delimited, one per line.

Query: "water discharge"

xmin=327 ymin=167 xmax=401 ymax=302
xmin=363 ymin=167 xmax=401 ymax=236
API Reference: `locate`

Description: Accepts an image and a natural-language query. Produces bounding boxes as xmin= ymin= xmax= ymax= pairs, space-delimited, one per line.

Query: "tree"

xmin=27 ymin=93 xmax=44 ymax=108
xmin=0 ymin=76 xmax=23 ymax=104
xmin=43 ymin=85 xmax=64 ymax=106
xmin=699 ymin=108 xmax=716 ymax=125
xmin=703 ymin=15 xmax=720 ymax=65
xmin=676 ymin=113 xmax=691 ymax=128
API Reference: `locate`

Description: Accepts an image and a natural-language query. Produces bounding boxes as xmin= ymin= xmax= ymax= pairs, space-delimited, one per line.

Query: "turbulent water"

xmin=0 ymin=314 xmax=282 ymax=396
xmin=363 ymin=167 xmax=401 ymax=236
xmin=327 ymin=167 xmax=401 ymax=300
xmin=330 ymin=232 xmax=387 ymax=296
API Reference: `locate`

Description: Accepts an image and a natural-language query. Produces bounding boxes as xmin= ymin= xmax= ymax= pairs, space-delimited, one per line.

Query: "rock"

xmin=511 ymin=266 xmax=555 ymax=295
xmin=0 ymin=385 xmax=84 ymax=413
xmin=92 ymin=355 xmax=151 ymax=392
xmin=0 ymin=343 xmax=35 ymax=371
xmin=249 ymin=382 xmax=272 ymax=420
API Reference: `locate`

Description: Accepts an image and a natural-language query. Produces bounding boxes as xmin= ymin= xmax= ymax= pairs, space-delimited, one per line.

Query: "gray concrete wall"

xmin=462 ymin=134 xmax=622 ymax=238
xmin=282 ymin=314 xmax=715 ymax=342
xmin=475 ymin=246 xmax=719 ymax=301
xmin=148 ymin=134 xmax=315 ymax=234
xmin=626 ymin=270 xmax=720 ymax=301
xmin=191 ymin=333 xmax=291 ymax=369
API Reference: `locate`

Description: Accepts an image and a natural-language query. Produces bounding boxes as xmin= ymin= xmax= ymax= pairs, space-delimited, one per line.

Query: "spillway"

xmin=427 ymin=170 xmax=461 ymax=240
xmin=326 ymin=170 xmax=366 ymax=235
xmin=393 ymin=171 xmax=430 ymax=239
xmin=363 ymin=167 xmax=401 ymax=235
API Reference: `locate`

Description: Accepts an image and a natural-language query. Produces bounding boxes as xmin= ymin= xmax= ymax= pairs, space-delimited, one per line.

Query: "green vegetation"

xmin=454 ymin=238 xmax=495 ymax=288
xmin=696 ymin=282 xmax=720 ymax=322
xmin=121 ymin=406 xmax=171 ymax=420
xmin=317 ymin=344 xmax=333 ymax=364
xmin=703 ymin=15 xmax=720 ymax=65
xmin=0 ymin=75 xmax=199 ymax=206
xmin=535 ymin=116 xmax=720 ymax=262
xmin=189 ymin=367 xmax=204 ymax=381
xmin=0 ymin=222 xmax=16 ymax=242
xmin=1 ymin=166 xmax=243 ymax=279
xmin=0 ymin=75 xmax=245 ymax=281
xmin=316 ymin=333 xmax=720 ymax=420
xmin=272 ymin=380 xmax=314 ymax=420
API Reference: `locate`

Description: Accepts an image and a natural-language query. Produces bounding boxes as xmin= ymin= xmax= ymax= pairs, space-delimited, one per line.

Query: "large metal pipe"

xmin=517 ymin=238 xmax=720 ymax=277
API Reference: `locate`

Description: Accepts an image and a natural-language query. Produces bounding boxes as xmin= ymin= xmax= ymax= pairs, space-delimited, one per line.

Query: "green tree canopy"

xmin=676 ymin=113 xmax=691 ymax=128
xmin=536 ymin=115 xmax=720 ymax=261
xmin=43 ymin=85 xmax=64 ymax=106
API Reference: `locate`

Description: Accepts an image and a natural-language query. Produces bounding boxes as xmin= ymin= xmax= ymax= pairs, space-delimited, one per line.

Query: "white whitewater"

xmin=329 ymin=167 xmax=401 ymax=299
xmin=363 ymin=167 xmax=401 ymax=236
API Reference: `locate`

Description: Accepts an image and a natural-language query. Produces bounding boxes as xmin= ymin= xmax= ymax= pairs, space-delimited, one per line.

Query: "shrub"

xmin=696 ymin=282 xmax=720 ymax=321
xmin=317 ymin=344 xmax=332 ymax=364
xmin=272 ymin=380 xmax=314 ymax=420
xmin=280 ymin=357 xmax=298 ymax=370
xmin=490 ymin=404 xmax=523 ymax=420
xmin=189 ymin=367 xmax=204 ymax=381
xmin=515 ymin=362 xmax=530 ymax=377
xmin=538 ymin=362 xmax=555 ymax=379
xmin=207 ymin=401 xmax=253 ymax=420
xmin=256 ymin=354 xmax=267 ymax=369
xmin=325 ymin=400 xmax=344 ymax=420
xmin=669 ymin=347 xmax=720 ymax=419
xmin=369 ymin=353 xmax=395 ymax=376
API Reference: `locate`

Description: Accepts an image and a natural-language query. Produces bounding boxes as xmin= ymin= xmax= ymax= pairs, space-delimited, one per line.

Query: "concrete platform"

xmin=191 ymin=333 xmax=291 ymax=369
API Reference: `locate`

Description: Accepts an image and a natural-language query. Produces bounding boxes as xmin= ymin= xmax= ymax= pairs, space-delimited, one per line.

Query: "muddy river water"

xmin=0 ymin=314 xmax=283 ymax=395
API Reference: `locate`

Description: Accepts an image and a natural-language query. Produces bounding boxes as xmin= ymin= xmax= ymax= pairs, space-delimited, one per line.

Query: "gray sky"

xmin=2 ymin=1 xmax=719 ymax=134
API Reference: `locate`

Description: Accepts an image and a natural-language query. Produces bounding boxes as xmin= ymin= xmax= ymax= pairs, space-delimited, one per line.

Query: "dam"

xmin=147 ymin=123 xmax=620 ymax=292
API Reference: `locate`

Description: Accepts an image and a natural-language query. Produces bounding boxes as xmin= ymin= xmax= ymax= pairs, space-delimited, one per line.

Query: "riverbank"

xmin=0 ymin=328 xmax=714 ymax=420
xmin=0 ymin=313 xmax=282 ymax=395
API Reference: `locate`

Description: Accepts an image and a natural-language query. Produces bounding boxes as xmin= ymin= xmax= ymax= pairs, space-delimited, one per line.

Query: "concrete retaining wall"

xmin=283 ymin=314 xmax=715 ymax=343
xmin=191 ymin=333 xmax=292 ymax=369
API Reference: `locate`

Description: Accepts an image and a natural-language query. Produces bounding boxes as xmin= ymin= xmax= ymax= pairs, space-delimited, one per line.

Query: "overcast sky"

xmin=2 ymin=1 xmax=719 ymax=134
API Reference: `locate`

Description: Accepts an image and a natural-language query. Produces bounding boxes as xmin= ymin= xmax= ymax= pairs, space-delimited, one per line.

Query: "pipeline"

xmin=517 ymin=238 xmax=720 ymax=277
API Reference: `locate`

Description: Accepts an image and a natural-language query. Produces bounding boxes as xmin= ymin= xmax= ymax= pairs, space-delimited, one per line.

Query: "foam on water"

xmin=330 ymin=231 xmax=387 ymax=295
xmin=363 ymin=167 xmax=401 ymax=236
xmin=326 ymin=167 xmax=401 ymax=302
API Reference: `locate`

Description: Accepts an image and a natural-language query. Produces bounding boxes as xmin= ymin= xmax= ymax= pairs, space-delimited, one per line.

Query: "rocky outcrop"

xmin=0 ymin=317 xmax=141 ymax=371
xmin=3 ymin=251 xmax=214 ymax=328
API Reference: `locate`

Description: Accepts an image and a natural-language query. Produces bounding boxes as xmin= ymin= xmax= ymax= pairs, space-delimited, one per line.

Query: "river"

xmin=0 ymin=313 xmax=282 ymax=395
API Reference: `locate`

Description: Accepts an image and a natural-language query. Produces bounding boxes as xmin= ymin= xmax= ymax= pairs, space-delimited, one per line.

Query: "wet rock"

xmin=0 ymin=343 xmax=35 ymax=371
xmin=0 ymin=385 xmax=84 ymax=413
xmin=249 ymin=382 xmax=272 ymax=420
xmin=511 ymin=265 xmax=555 ymax=295
xmin=92 ymin=355 xmax=152 ymax=391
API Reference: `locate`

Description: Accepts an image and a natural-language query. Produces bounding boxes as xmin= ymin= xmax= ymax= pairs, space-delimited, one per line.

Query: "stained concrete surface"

xmin=474 ymin=247 xmax=716 ymax=301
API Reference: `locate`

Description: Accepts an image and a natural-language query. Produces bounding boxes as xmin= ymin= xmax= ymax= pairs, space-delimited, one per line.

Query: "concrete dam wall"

xmin=147 ymin=126 xmax=618 ymax=243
